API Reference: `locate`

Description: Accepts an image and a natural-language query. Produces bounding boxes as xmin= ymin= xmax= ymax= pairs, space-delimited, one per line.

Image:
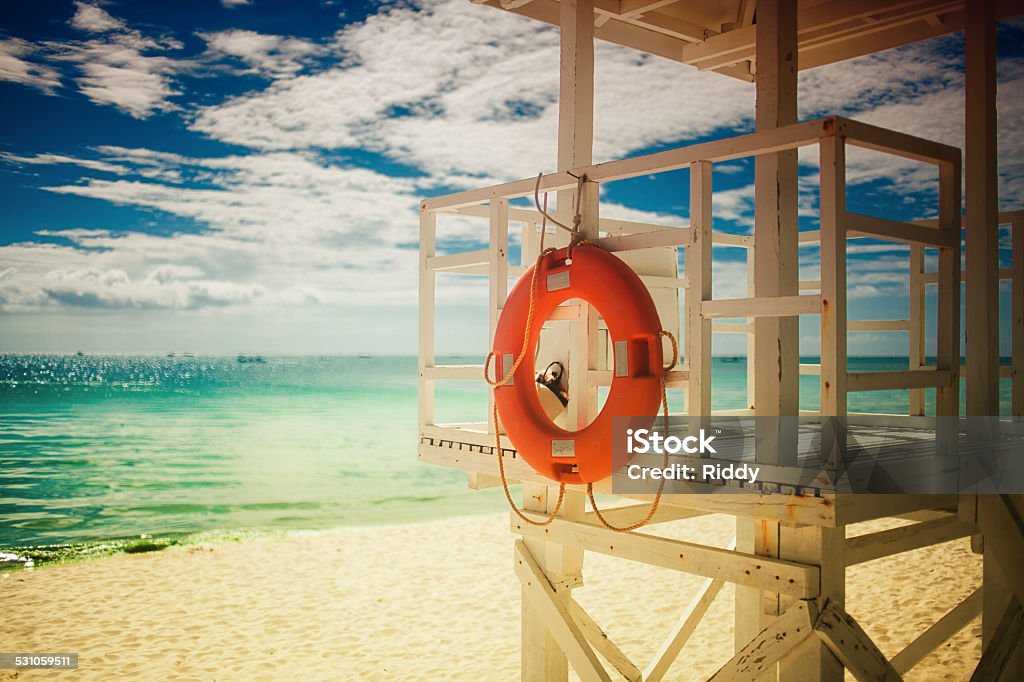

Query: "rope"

xmin=587 ymin=330 xmax=678 ymax=533
xmin=532 ymin=171 xmax=586 ymax=238
xmin=485 ymin=186 xmax=568 ymax=527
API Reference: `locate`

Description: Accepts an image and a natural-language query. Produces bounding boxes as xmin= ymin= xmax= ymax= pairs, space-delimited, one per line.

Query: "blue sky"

xmin=0 ymin=1 xmax=1021 ymax=355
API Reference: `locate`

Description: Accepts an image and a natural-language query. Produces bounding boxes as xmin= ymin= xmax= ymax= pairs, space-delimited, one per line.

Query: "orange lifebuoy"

xmin=492 ymin=244 xmax=664 ymax=484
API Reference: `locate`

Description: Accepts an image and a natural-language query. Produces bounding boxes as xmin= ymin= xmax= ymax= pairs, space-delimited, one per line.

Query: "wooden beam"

xmin=978 ymin=495 xmax=1024 ymax=606
xmin=425 ymin=248 xmax=489 ymax=271
xmin=568 ymin=599 xmax=642 ymax=682
xmin=421 ymin=117 xmax=835 ymax=211
xmin=845 ymin=517 xmax=975 ymax=566
xmin=846 ymin=369 xmax=954 ymax=392
xmin=702 ymin=294 xmax=821 ymax=319
xmin=645 ymin=569 xmax=728 ymax=681
xmin=597 ymin=226 xmax=692 ymax=252
xmin=813 ymin=600 xmax=901 ymax=682
xmin=846 ymin=211 xmax=958 ymax=248
xmin=710 ymin=601 xmax=816 ymax=681
xmin=511 ymin=514 xmax=820 ymax=598
xmin=681 ymin=0 xmax=942 ymax=70
xmin=890 ymin=587 xmax=983 ymax=675
xmin=848 ymin=319 xmax=910 ymax=332
xmin=840 ymin=117 xmax=961 ymax=166
xmin=422 ymin=365 xmax=484 ymax=381
xmin=513 ymin=540 xmax=613 ymax=682
xmin=969 ymin=596 xmax=1024 ymax=682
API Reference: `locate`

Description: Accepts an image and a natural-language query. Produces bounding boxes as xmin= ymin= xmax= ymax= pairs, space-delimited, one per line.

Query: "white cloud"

xmin=199 ymin=29 xmax=328 ymax=79
xmin=0 ymin=38 xmax=62 ymax=93
xmin=39 ymin=2 xmax=195 ymax=118
xmin=221 ymin=0 xmax=253 ymax=8
xmin=69 ymin=1 xmax=127 ymax=33
xmin=2 ymin=151 xmax=127 ymax=175
xmin=0 ymin=149 xmax=426 ymax=313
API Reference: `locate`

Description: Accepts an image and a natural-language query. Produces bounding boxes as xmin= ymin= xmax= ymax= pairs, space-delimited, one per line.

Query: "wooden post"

xmin=490 ymin=199 xmax=510 ymax=431
xmin=686 ymin=160 xmax=712 ymax=417
xmin=739 ymin=1 xmax=807 ymax=674
xmin=418 ymin=206 xmax=436 ymax=428
xmin=819 ymin=134 xmax=848 ymax=417
xmin=752 ymin=0 xmax=800 ymax=430
xmin=746 ymin=247 xmax=757 ymax=411
xmin=964 ymin=5 xmax=1018 ymax=677
xmin=1013 ymin=221 xmax=1023 ymax=418
xmin=965 ymin=0 xmax=1000 ymax=428
xmin=936 ymin=158 xmax=962 ymax=419
xmin=521 ymin=1 xmax=593 ymax=679
xmin=909 ymin=245 xmax=925 ymax=416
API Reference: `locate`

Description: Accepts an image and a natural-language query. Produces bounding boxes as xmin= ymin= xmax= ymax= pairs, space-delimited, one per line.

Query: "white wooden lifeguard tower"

xmin=418 ymin=1 xmax=1024 ymax=680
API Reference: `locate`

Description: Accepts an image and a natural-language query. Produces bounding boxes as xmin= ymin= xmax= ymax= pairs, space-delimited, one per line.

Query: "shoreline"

xmin=5 ymin=511 xmax=983 ymax=680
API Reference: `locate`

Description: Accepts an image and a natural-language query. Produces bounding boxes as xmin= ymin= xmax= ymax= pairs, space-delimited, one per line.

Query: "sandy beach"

xmin=3 ymin=511 xmax=982 ymax=681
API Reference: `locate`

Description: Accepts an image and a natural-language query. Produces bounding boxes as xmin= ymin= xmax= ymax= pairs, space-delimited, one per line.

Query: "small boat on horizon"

xmin=236 ymin=355 xmax=266 ymax=364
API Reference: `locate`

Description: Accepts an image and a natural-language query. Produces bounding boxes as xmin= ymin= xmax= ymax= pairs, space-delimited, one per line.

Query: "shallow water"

xmin=0 ymin=354 xmax=1013 ymax=550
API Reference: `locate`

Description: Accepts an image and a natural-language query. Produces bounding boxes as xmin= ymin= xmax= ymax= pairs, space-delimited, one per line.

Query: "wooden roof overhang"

xmin=472 ymin=0 xmax=1024 ymax=81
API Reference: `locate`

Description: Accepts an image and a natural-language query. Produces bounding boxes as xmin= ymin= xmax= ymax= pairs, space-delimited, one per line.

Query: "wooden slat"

xmin=598 ymin=227 xmax=692 ymax=252
xmin=847 ymin=369 xmax=955 ymax=392
xmin=840 ymin=116 xmax=962 ymax=166
xmin=711 ymin=231 xmax=754 ymax=247
xmin=513 ymin=540 xmax=613 ymax=682
xmin=511 ymin=514 xmax=820 ymax=598
xmin=644 ymin=561 xmax=729 ymax=682
xmin=845 ymin=517 xmax=975 ymax=565
xmin=702 ymin=294 xmax=821 ymax=319
xmin=847 ymin=211 xmax=958 ymax=247
xmin=890 ymin=587 xmax=983 ymax=674
xmin=848 ymin=319 xmax=910 ymax=332
xmin=422 ymin=365 xmax=484 ymax=381
xmin=426 ymin=248 xmax=489 ymax=271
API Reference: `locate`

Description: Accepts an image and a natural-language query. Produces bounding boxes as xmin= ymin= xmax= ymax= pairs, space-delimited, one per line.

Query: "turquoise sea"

xmin=0 ymin=354 xmax=1013 ymax=558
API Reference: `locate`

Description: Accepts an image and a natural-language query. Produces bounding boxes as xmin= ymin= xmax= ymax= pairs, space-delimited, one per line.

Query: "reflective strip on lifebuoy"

xmin=492 ymin=245 xmax=664 ymax=484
